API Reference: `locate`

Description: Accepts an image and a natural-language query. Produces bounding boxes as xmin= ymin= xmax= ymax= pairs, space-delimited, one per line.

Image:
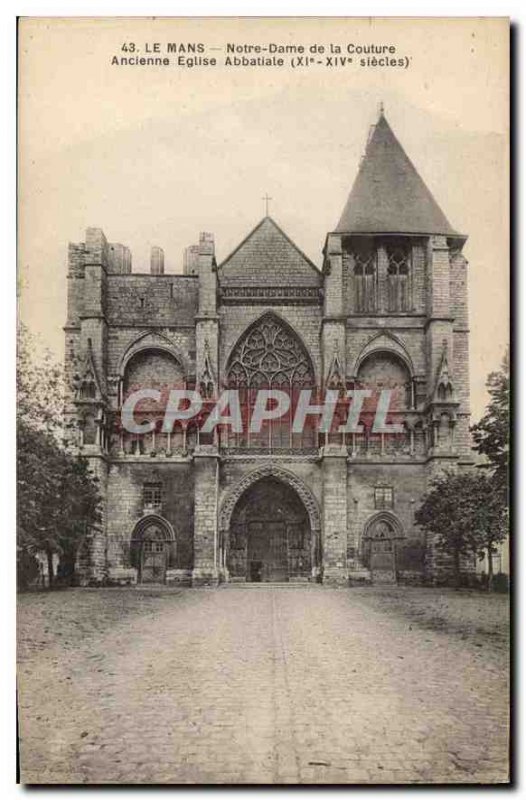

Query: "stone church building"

xmin=64 ymin=111 xmax=472 ymax=586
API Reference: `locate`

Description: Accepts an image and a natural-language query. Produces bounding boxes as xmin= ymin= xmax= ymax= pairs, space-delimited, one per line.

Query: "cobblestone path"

xmin=18 ymin=586 xmax=509 ymax=784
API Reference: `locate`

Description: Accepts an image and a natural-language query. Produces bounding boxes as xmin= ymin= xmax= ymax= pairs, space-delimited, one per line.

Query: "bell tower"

xmin=324 ymin=109 xmax=472 ymax=583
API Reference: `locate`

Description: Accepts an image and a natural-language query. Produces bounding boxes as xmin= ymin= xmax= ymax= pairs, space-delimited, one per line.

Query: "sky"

xmin=18 ymin=17 xmax=509 ymax=421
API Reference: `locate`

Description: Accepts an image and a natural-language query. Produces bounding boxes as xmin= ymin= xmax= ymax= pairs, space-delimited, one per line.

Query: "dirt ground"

xmin=17 ymin=585 xmax=510 ymax=784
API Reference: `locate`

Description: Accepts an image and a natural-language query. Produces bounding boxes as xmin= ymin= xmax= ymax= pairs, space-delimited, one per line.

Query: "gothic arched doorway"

xmin=130 ymin=515 xmax=176 ymax=584
xmin=362 ymin=513 xmax=403 ymax=584
xmin=226 ymin=477 xmax=313 ymax=582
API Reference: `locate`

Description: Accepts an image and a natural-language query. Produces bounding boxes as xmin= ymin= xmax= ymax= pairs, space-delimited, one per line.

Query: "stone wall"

xmin=193 ymin=454 xmax=219 ymax=584
xmin=347 ymin=462 xmax=427 ymax=578
xmin=105 ymin=462 xmax=195 ymax=573
xmin=106 ymin=275 xmax=198 ymax=327
xmin=65 ymin=216 xmax=472 ymax=586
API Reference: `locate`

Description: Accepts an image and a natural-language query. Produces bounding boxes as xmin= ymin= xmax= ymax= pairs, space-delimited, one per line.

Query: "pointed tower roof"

xmin=219 ymin=216 xmax=321 ymax=287
xmin=335 ymin=112 xmax=462 ymax=238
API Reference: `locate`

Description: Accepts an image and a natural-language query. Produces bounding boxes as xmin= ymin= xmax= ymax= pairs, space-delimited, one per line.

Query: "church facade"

xmin=64 ymin=112 xmax=473 ymax=586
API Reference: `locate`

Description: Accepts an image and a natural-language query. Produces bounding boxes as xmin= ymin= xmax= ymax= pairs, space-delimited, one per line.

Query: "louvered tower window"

xmin=352 ymin=242 xmax=377 ymax=312
xmin=386 ymin=241 xmax=411 ymax=312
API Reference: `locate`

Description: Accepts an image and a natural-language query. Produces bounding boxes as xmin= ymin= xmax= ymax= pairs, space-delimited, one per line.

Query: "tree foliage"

xmin=415 ymin=472 xmax=478 ymax=586
xmin=471 ymin=348 xmax=509 ymax=496
xmin=17 ymin=324 xmax=101 ymax=588
xmin=415 ymin=471 xmax=508 ymax=587
xmin=467 ymin=474 xmax=508 ymax=582
xmin=17 ymin=323 xmax=64 ymax=441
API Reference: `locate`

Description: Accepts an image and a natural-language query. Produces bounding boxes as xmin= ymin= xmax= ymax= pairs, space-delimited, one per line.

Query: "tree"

xmin=56 ymin=455 xmax=101 ymax=581
xmin=17 ymin=323 xmax=64 ymax=441
xmin=17 ymin=325 xmax=101 ymax=588
xmin=470 ymin=350 xmax=510 ymax=585
xmin=415 ymin=470 xmax=508 ymax=588
xmin=415 ymin=471 xmax=479 ymax=587
xmin=466 ymin=473 xmax=508 ymax=586
xmin=471 ymin=349 xmax=509 ymax=497
xmin=17 ymin=420 xmax=65 ymax=586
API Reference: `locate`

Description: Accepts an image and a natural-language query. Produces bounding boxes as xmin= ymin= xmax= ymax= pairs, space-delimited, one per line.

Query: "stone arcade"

xmin=64 ymin=110 xmax=472 ymax=586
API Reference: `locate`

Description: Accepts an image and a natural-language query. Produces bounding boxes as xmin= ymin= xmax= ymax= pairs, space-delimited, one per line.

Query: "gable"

xmin=219 ymin=217 xmax=322 ymax=288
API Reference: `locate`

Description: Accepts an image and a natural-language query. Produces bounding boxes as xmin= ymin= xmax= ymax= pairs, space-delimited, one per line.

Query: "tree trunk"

xmin=454 ymin=547 xmax=461 ymax=589
xmin=46 ymin=549 xmax=55 ymax=589
xmin=487 ymin=545 xmax=494 ymax=591
xmin=59 ymin=548 xmax=77 ymax=585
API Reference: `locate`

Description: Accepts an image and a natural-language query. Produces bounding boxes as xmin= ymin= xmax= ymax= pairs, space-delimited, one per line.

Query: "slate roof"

xmin=219 ymin=216 xmax=321 ymax=287
xmin=335 ymin=113 xmax=461 ymax=237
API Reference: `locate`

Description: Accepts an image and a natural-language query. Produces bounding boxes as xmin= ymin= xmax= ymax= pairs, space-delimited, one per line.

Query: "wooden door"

xmin=267 ymin=521 xmax=288 ymax=582
xmin=247 ymin=521 xmax=288 ymax=582
xmin=247 ymin=521 xmax=265 ymax=582
xmin=370 ymin=539 xmax=396 ymax=584
xmin=141 ymin=539 xmax=167 ymax=584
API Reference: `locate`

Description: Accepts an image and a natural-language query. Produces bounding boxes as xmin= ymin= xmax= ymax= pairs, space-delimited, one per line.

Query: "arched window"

xmin=226 ymin=313 xmax=314 ymax=389
xmin=352 ymin=350 xmax=411 ymax=455
xmin=121 ymin=348 xmax=184 ymax=456
xmin=352 ymin=241 xmax=377 ymax=312
xmin=357 ymin=350 xmax=411 ymax=412
xmin=226 ymin=313 xmax=315 ymax=450
xmin=386 ymin=240 xmax=411 ymax=312
xmin=123 ymin=347 xmax=184 ymax=398
xmin=80 ymin=379 xmax=96 ymax=400
xmin=437 ymin=381 xmax=453 ymax=401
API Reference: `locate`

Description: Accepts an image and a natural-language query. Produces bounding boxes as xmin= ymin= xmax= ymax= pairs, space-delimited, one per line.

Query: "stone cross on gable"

xmin=262 ymin=194 xmax=272 ymax=216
